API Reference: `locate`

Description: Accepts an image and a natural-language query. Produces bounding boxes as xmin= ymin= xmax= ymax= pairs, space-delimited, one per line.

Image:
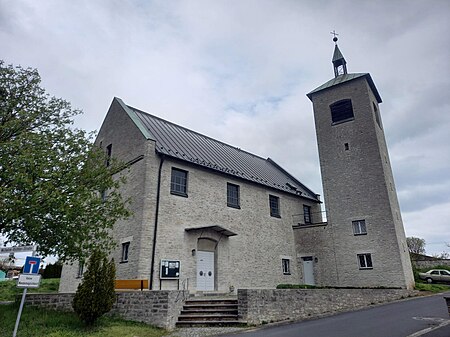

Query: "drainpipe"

xmin=150 ymin=154 xmax=165 ymax=290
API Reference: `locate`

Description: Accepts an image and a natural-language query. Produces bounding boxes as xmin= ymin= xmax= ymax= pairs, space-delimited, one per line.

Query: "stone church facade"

xmin=60 ymin=42 xmax=414 ymax=293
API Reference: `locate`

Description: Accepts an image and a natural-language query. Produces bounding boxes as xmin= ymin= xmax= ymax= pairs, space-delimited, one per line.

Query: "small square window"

xmin=303 ymin=205 xmax=312 ymax=224
xmin=282 ymin=259 xmax=291 ymax=275
xmin=269 ymin=195 xmax=280 ymax=218
xmin=357 ymin=253 xmax=373 ymax=269
xmin=227 ymin=183 xmax=240 ymax=208
xmin=121 ymin=242 xmax=130 ymax=263
xmin=170 ymin=168 xmax=188 ymax=197
xmin=77 ymin=262 xmax=84 ymax=278
xmin=352 ymin=220 xmax=367 ymax=235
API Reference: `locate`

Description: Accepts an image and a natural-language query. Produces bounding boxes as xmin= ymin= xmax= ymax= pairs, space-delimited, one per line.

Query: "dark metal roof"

xmin=185 ymin=225 xmax=237 ymax=237
xmin=120 ymin=100 xmax=319 ymax=201
xmin=332 ymin=44 xmax=345 ymax=63
xmin=307 ymin=73 xmax=382 ymax=103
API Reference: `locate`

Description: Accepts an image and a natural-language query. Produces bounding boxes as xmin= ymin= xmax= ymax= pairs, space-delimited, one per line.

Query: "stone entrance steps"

xmin=176 ymin=297 xmax=244 ymax=327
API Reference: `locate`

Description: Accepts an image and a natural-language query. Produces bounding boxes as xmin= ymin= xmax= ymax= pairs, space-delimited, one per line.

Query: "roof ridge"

xmin=266 ymin=158 xmax=319 ymax=201
xmin=128 ymin=104 xmax=269 ymax=162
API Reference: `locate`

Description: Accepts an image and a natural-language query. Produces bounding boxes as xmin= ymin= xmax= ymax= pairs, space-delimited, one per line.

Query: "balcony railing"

xmin=292 ymin=210 xmax=328 ymax=228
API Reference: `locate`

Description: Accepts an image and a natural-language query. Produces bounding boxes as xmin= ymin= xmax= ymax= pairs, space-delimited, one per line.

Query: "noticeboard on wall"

xmin=160 ymin=259 xmax=180 ymax=279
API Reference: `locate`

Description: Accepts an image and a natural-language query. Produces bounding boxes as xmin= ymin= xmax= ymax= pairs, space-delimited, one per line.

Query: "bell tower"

xmin=307 ymin=36 xmax=414 ymax=289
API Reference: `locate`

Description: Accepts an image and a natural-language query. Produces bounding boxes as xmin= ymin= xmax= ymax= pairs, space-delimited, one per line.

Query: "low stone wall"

xmin=413 ymin=259 xmax=450 ymax=269
xmin=238 ymin=288 xmax=417 ymax=325
xmin=23 ymin=291 xmax=186 ymax=330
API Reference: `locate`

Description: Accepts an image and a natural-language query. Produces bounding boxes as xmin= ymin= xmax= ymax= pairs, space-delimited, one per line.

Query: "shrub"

xmin=42 ymin=261 xmax=63 ymax=279
xmin=72 ymin=250 xmax=116 ymax=325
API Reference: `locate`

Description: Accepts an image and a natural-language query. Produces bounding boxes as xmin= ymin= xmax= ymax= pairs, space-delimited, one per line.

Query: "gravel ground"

xmin=167 ymin=327 xmax=246 ymax=337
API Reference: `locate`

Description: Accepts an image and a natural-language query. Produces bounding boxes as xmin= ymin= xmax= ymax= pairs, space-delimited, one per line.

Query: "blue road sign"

xmin=23 ymin=256 xmax=41 ymax=274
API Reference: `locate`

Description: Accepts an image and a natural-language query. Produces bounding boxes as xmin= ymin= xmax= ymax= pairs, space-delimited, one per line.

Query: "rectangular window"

xmin=77 ymin=262 xmax=84 ymax=278
xmin=282 ymin=259 xmax=291 ymax=275
xmin=373 ymin=102 xmax=382 ymax=129
xmin=121 ymin=242 xmax=130 ymax=263
xmin=352 ymin=220 xmax=367 ymax=235
xmin=269 ymin=195 xmax=280 ymax=218
xmin=106 ymin=144 xmax=112 ymax=167
xmin=227 ymin=183 xmax=240 ymax=208
xmin=170 ymin=168 xmax=188 ymax=196
xmin=303 ymin=205 xmax=312 ymax=224
xmin=330 ymin=99 xmax=354 ymax=124
xmin=357 ymin=254 xmax=373 ymax=269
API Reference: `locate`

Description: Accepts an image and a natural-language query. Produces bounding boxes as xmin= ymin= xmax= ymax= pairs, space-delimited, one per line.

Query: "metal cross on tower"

xmin=330 ymin=30 xmax=339 ymax=43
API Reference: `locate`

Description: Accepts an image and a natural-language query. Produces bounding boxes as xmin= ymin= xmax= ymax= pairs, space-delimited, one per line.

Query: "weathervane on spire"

xmin=330 ymin=30 xmax=339 ymax=43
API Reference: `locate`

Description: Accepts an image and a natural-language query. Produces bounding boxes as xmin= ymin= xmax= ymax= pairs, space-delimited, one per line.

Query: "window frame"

xmin=121 ymin=242 xmax=130 ymax=263
xmin=282 ymin=258 xmax=291 ymax=275
xmin=330 ymin=99 xmax=354 ymax=125
xmin=106 ymin=144 xmax=112 ymax=167
xmin=227 ymin=183 xmax=240 ymax=209
xmin=77 ymin=262 xmax=84 ymax=278
xmin=303 ymin=205 xmax=312 ymax=224
xmin=357 ymin=253 xmax=373 ymax=269
xmin=170 ymin=167 xmax=188 ymax=197
xmin=269 ymin=195 xmax=281 ymax=218
xmin=352 ymin=220 xmax=367 ymax=235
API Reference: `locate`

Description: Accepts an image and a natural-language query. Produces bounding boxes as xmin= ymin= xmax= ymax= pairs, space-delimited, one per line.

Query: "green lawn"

xmin=0 ymin=303 xmax=168 ymax=337
xmin=0 ymin=278 xmax=60 ymax=301
xmin=415 ymin=282 xmax=450 ymax=293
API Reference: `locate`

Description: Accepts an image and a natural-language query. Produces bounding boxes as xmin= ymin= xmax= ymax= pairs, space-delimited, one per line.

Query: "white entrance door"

xmin=196 ymin=250 xmax=215 ymax=291
xmin=302 ymin=256 xmax=315 ymax=285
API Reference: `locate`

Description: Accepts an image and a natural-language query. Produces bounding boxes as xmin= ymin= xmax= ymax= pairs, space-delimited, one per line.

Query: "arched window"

xmin=330 ymin=99 xmax=354 ymax=124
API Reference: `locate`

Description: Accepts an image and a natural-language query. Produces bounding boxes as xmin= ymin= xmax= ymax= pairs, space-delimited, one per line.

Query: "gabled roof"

xmin=115 ymin=98 xmax=319 ymax=201
xmin=307 ymin=73 xmax=382 ymax=103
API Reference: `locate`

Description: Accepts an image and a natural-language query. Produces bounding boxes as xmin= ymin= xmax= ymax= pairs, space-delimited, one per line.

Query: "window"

xmin=77 ymin=262 xmax=84 ymax=278
xmin=269 ymin=195 xmax=280 ymax=218
xmin=303 ymin=205 xmax=312 ymax=224
xmin=227 ymin=183 xmax=240 ymax=208
xmin=106 ymin=144 xmax=112 ymax=167
xmin=330 ymin=99 xmax=354 ymax=124
xmin=344 ymin=143 xmax=349 ymax=151
xmin=373 ymin=102 xmax=382 ymax=129
xmin=170 ymin=168 xmax=188 ymax=196
xmin=440 ymin=270 xmax=450 ymax=276
xmin=121 ymin=242 xmax=130 ymax=263
xmin=430 ymin=270 xmax=439 ymax=275
xmin=352 ymin=220 xmax=367 ymax=235
xmin=282 ymin=259 xmax=291 ymax=275
xmin=357 ymin=254 xmax=373 ymax=269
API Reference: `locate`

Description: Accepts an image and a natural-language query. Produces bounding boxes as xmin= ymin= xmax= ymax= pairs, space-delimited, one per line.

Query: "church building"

xmin=60 ymin=39 xmax=414 ymax=293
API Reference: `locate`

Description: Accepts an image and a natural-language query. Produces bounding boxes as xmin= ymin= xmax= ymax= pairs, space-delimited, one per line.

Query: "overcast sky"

xmin=1 ymin=0 xmax=449 ymax=256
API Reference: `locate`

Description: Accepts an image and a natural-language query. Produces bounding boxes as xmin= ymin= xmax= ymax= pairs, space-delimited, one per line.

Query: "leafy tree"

xmin=72 ymin=250 xmax=116 ymax=325
xmin=406 ymin=237 xmax=426 ymax=255
xmin=0 ymin=61 xmax=130 ymax=261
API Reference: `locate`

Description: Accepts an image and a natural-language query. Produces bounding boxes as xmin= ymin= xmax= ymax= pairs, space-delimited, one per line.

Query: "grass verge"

xmin=0 ymin=303 xmax=168 ymax=337
xmin=0 ymin=278 xmax=60 ymax=301
xmin=414 ymin=282 xmax=450 ymax=293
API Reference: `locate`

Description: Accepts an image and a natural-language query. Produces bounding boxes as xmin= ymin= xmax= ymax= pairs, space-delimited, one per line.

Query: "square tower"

xmin=307 ymin=39 xmax=414 ymax=289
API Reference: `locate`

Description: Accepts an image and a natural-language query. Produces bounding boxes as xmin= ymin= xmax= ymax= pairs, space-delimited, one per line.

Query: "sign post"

xmin=12 ymin=255 xmax=41 ymax=337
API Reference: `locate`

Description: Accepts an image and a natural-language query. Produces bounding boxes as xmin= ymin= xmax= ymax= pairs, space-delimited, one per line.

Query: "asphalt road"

xmin=222 ymin=292 xmax=450 ymax=337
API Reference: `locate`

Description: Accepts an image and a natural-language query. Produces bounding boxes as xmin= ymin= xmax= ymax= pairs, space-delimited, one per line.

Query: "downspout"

xmin=150 ymin=154 xmax=165 ymax=289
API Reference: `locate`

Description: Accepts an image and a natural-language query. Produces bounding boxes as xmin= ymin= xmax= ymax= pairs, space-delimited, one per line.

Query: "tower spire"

xmin=330 ymin=31 xmax=347 ymax=77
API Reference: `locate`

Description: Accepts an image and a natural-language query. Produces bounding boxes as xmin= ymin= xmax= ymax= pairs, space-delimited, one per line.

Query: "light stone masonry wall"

xmin=153 ymin=158 xmax=322 ymax=292
xmin=310 ymin=77 xmax=414 ymax=289
xmin=24 ymin=291 xmax=185 ymax=330
xmin=59 ymin=99 xmax=158 ymax=293
xmin=238 ymin=288 xmax=418 ymax=325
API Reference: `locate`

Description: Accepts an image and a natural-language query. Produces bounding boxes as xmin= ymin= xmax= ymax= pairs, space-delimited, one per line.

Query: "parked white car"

xmin=419 ymin=269 xmax=450 ymax=284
